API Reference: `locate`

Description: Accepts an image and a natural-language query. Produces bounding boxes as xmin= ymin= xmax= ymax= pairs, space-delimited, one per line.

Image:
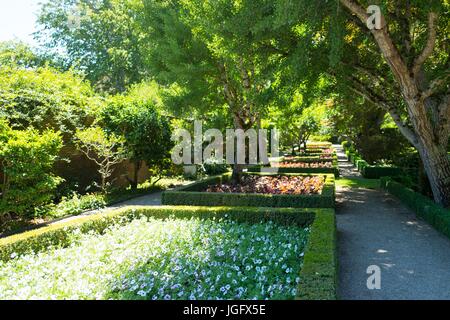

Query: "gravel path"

xmin=334 ymin=144 xmax=450 ymax=300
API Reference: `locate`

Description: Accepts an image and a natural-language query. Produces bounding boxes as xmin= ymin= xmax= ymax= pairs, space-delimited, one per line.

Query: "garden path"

xmin=334 ymin=144 xmax=450 ymax=300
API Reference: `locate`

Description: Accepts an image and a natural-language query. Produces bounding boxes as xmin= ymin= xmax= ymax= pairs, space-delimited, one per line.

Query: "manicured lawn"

xmin=0 ymin=216 xmax=309 ymax=300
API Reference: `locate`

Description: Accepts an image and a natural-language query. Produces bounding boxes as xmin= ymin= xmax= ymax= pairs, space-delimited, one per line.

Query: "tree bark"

xmin=130 ymin=160 xmax=142 ymax=190
xmin=415 ymin=134 xmax=450 ymax=206
xmin=340 ymin=0 xmax=450 ymax=206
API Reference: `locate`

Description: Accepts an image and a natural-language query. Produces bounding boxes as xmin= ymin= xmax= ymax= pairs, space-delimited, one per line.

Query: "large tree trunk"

xmin=340 ymin=1 xmax=450 ymax=206
xmin=416 ymin=137 xmax=450 ymax=206
xmin=231 ymin=115 xmax=245 ymax=184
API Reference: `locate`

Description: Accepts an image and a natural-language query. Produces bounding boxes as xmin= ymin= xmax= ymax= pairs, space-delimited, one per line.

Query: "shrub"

xmin=50 ymin=193 xmax=107 ymax=218
xmin=381 ymin=178 xmax=450 ymax=239
xmin=101 ymin=96 xmax=173 ymax=189
xmin=0 ymin=65 xmax=99 ymax=138
xmin=162 ymin=173 xmax=335 ymax=208
xmin=201 ymin=157 xmax=229 ymax=175
xmin=0 ymin=122 xmax=63 ymax=219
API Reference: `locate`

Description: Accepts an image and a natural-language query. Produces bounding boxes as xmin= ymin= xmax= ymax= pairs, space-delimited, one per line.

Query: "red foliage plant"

xmin=205 ymin=175 xmax=325 ymax=195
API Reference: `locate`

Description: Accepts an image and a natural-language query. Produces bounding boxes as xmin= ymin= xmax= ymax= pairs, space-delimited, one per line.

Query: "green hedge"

xmin=296 ymin=207 xmax=337 ymax=300
xmin=248 ymin=165 xmax=340 ymax=177
xmin=343 ymin=143 xmax=404 ymax=179
xmin=362 ymin=166 xmax=404 ymax=179
xmin=0 ymin=205 xmax=337 ymax=300
xmin=381 ymin=178 xmax=450 ymax=239
xmin=162 ymin=173 xmax=335 ymax=208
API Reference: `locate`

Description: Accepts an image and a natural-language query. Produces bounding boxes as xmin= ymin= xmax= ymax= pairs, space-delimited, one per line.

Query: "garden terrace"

xmin=162 ymin=173 xmax=335 ymax=208
xmin=0 ymin=206 xmax=337 ymax=300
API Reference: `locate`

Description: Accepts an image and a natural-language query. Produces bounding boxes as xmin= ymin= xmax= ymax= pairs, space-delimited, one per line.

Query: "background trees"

xmin=264 ymin=0 xmax=450 ymax=206
xmin=101 ymin=96 xmax=173 ymax=190
xmin=36 ymin=0 xmax=147 ymax=93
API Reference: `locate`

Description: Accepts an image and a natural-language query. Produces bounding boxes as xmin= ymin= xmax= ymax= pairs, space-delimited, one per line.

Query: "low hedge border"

xmin=342 ymin=142 xmax=403 ymax=179
xmin=248 ymin=165 xmax=340 ymax=178
xmin=162 ymin=173 xmax=336 ymax=208
xmin=296 ymin=207 xmax=337 ymax=300
xmin=0 ymin=205 xmax=337 ymax=300
xmin=381 ymin=177 xmax=450 ymax=239
xmin=281 ymin=156 xmax=338 ymax=164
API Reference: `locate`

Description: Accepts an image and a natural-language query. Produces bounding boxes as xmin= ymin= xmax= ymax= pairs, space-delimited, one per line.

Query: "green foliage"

xmin=101 ymin=96 xmax=173 ymax=187
xmin=0 ymin=205 xmax=337 ymax=300
xmin=0 ymin=121 xmax=63 ymax=219
xmin=0 ymin=41 xmax=43 ymax=68
xmin=75 ymin=127 xmax=126 ymax=193
xmin=335 ymin=177 xmax=380 ymax=190
xmin=381 ymin=178 xmax=450 ymax=238
xmin=296 ymin=208 xmax=337 ymax=300
xmin=162 ymin=173 xmax=335 ymax=208
xmin=48 ymin=193 xmax=107 ymax=218
xmin=36 ymin=0 xmax=147 ymax=93
xmin=0 ymin=206 xmax=314 ymax=261
xmin=0 ymin=65 xmax=100 ymax=140
xmin=141 ymin=0 xmax=285 ymax=128
xmin=201 ymin=157 xmax=229 ymax=176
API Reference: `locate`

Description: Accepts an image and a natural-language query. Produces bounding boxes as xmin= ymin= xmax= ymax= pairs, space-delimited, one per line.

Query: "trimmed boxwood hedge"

xmin=162 ymin=173 xmax=336 ymax=208
xmin=248 ymin=165 xmax=340 ymax=177
xmin=343 ymin=143 xmax=403 ymax=179
xmin=296 ymin=207 xmax=337 ymax=300
xmin=362 ymin=166 xmax=404 ymax=179
xmin=381 ymin=178 xmax=450 ymax=239
xmin=0 ymin=205 xmax=337 ymax=300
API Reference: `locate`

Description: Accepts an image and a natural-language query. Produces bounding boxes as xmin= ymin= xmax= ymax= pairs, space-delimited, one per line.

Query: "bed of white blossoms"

xmin=0 ymin=217 xmax=310 ymax=300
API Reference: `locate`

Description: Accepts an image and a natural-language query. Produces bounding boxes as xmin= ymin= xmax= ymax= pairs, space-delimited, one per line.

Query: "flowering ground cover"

xmin=272 ymin=162 xmax=333 ymax=169
xmin=0 ymin=216 xmax=309 ymax=300
xmin=206 ymin=175 xmax=325 ymax=195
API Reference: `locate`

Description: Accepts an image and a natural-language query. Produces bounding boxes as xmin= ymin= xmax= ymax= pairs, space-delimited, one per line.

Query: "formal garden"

xmin=0 ymin=0 xmax=449 ymax=302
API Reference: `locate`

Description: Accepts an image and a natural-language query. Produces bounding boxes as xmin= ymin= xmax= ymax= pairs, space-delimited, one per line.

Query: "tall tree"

xmin=337 ymin=0 xmax=450 ymax=206
xmin=36 ymin=0 xmax=147 ymax=93
xmin=141 ymin=0 xmax=285 ymax=181
xmin=271 ymin=0 xmax=449 ymax=206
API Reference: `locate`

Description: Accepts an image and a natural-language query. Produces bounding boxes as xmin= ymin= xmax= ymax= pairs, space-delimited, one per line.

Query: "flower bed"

xmin=206 ymin=175 xmax=324 ymax=195
xmin=272 ymin=162 xmax=333 ymax=169
xmin=0 ymin=206 xmax=338 ymax=300
xmin=162 ymin=173 xmax=335 ymax=208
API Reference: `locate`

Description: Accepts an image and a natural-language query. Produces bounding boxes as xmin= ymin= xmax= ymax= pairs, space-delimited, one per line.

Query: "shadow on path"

xmin=334 ymin=144 xmax=450 ymax=300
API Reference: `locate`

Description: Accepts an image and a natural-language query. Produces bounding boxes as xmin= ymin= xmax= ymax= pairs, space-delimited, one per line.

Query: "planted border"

xmin=161 ymin=173 xmax=335 ymax=208
xmin=248 ymin=165 xmax=340 ymax=177
xmin=0 ymin=205 xmax=337 ymax=300
xmin=342 ymin=142 xmax=403 ymax=179
xmin=381 ymin=177 xmax=450 ymax=239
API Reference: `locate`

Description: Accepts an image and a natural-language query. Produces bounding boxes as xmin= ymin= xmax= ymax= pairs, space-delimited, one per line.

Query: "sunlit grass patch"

xmin=335 ymin=177 xmax=380 ymax=190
